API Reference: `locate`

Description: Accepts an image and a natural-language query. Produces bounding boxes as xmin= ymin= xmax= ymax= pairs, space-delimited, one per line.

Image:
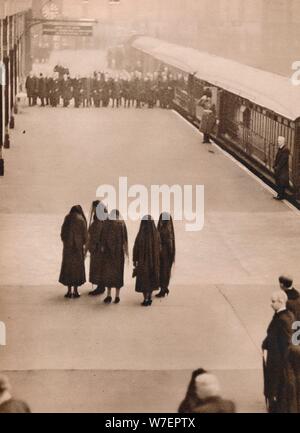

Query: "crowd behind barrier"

xmin=24 ymin=64 xmax=187 ymax=110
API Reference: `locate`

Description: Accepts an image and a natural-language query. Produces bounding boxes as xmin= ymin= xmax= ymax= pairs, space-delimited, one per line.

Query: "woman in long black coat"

xmin=156 ymin=212 xmax=176 ymax=298
xmin=133 ymin=215 xmax=161 ymax=307
xmin=101 ymin=210 xmax=128 ymax=304
xmin=59 ymin=205 xmax=88 ymax=298
xmin=87 ymin=201 xmax=108 ymax=296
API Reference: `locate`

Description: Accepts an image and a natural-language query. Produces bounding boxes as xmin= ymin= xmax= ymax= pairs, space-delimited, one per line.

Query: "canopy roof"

xmin=132 ymin=36 xmax=300 ymax=121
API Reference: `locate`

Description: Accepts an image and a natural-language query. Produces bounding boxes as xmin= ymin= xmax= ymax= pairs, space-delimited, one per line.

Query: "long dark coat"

xmin=32 ymin=76 xmax=39 ymax=97
xmin=88 ymin=219 xmax=105 ymax=285
xmin=88 ymin=219 xmax=127 ymax=289
xmin=262 ymin=309 xmax=298 ymax=413
xmin=25 ymin=76 xmax=34 ymax=97
xmin=38 ymin=77 xmax=47 ymax=98
xmin=59 ymin=214 xmax=88 ymax=287
xmin=289 ymin=346 xmax=300 ymax=413
xmin=274 ymin=146 xmax=290 ymax=187
xmin=61 ymin=79 xmax=72 ymax=101
xmin=286 ymin=288 xmax=300 ymax=321
xmin=133 ymin=223 xmax=160 ymax=294
xmin=100 ymin=219 xmax=128 ymax=289
xmin=159 ymin=225 xmax=175 ymax=289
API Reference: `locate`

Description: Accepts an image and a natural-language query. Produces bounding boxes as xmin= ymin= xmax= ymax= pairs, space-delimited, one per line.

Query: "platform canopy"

xmin=132 ymin=36 xmax=300 ymax=121
xmin=0 ymin=0 xmax=31 ymax=18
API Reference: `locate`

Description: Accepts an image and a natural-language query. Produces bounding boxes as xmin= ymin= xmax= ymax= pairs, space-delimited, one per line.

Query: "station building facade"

xmin=0 ymin=0 xmax=32 ymax=175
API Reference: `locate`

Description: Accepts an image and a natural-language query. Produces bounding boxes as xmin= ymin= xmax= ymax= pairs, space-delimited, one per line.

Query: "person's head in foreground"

xmin=271 ymin=290 xmax=288 ymax=312
xmin=0 ymin=375 xmax=30 ymax=413
xmin=178 ymin=369 xmax=235 ymax=413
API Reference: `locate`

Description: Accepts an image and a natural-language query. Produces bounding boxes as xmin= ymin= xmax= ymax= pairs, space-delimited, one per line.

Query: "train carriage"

xmin=127 ymin=36 xmax=300 ymax=202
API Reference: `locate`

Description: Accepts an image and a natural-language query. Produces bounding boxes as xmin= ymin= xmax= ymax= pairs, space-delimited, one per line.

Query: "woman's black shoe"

xmin=64 ymin=293 xmax=72 ymax=299
xmin=114 ymin=297 xmax=120 ymax=304
xmin=155 ymin=289 xmax=169 ymax=298
xmin=73 ymin=293 xmax=81 ymax=299
xmin=104 ymin=296 xmax=112 ymax=304
xmin=141 ymin=300 xmax=149 ymax=307
xmin=89 ymin=286 xmax=105 ymax=296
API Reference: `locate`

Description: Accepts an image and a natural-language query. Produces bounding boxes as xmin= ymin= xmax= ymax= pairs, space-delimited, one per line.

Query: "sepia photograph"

xmin=1 ymin=0 xmax=300 ymax=418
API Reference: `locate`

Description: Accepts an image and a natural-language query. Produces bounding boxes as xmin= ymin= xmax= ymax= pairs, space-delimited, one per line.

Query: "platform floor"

xmin=1 ymin=106 xmax=300 ymax=412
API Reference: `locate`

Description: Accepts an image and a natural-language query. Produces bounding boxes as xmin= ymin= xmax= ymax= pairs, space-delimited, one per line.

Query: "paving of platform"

xmin=1 ymin=106 xmax=300 ymax=412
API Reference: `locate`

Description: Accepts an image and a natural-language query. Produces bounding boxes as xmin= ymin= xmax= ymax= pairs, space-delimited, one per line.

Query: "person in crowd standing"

xmin=199 ymin=94 xmax=217 ymax=144
xmin=148 ymin=74 xmax=157 ymax=109
xmin=102 ymin=75 xmax=110 ymax=107
xmin=101 ymin=210 xmax=128 ymax=304
xmin=73 ymin=75 xmax=82 ymax=108
xmin=262 ymin=290 xmax=297 ymax=413
xmin=273 ymin=136 xmax=290 ymax=201
xmin=279 ymin=275 xmax=300 ymax=321
xmin=122 ymin=77 xmax=130 ymax=108
xmin=61 ymin=74 xmax=72 ymax=108
xmin=178 ymin=369 xmax=235 ymax=413
xmin=133 ymin=215 xmax=161 ymax=307
xmin=47 ymin=74 xmax=54 ymax=106
xmin=159 ymin=75 xmax=169 ymax=109
xmin=25 ymin=72 xmax=34 ymax=106
xmin=45 ymin=75 xmax=51 ymax=106
xmin=49 ymin=73 xmax=60 ymax=107
xmin=38 ymin=73 xmax=47 ymax=107
xmin=92 ymin=73 xmax=102 ymax=108
xmin=135 ymin=73 xmax=143 ymax=109
xmin=112 ymin=77 xmax=122 ymax=108
xmin=0 ymin=375 xmax=31 ymax=413
xmin=82 ymin=75 xmax=90 ymax=108
xmin=59 ymin=205 xmax=88 ymax=299
xmin=87 ymin=201 xmax=108 ymax=297
xmin=156 ymin=212 xmax=175 ymax=298
xmin=32 ymin=73 xmax=39 ymax=106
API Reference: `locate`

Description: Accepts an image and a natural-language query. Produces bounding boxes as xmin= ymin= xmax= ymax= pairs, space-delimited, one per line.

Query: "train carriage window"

xmin=253 ymin=110 xmax=258 ymax=134
xmin=241 ymin=106 xmax=251 ymax=129
xmin=193 ymin=80 xmax=204 ymax=99
xmin=266 ymin=116 xmax=272 ymax=167
xmin=270 ymin=118 xmax=276 ymax=165
xmin=257 ymin=112 xmax=262 ymax=136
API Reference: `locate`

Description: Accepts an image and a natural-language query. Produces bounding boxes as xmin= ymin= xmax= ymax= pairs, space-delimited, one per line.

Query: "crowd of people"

xmin=59 ymin=202 xmax=176 ymax=307
xmin=25 ymin=68 xmax=180 ymax=110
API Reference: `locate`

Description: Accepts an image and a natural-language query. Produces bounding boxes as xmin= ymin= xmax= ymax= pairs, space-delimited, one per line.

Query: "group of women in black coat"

xmin=59 ymin=202 xmax=176 ymax=307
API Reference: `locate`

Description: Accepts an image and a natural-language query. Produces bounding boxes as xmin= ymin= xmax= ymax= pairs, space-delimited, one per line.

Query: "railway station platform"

xmin=1 ymin=105 xmax=300 ymax=412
